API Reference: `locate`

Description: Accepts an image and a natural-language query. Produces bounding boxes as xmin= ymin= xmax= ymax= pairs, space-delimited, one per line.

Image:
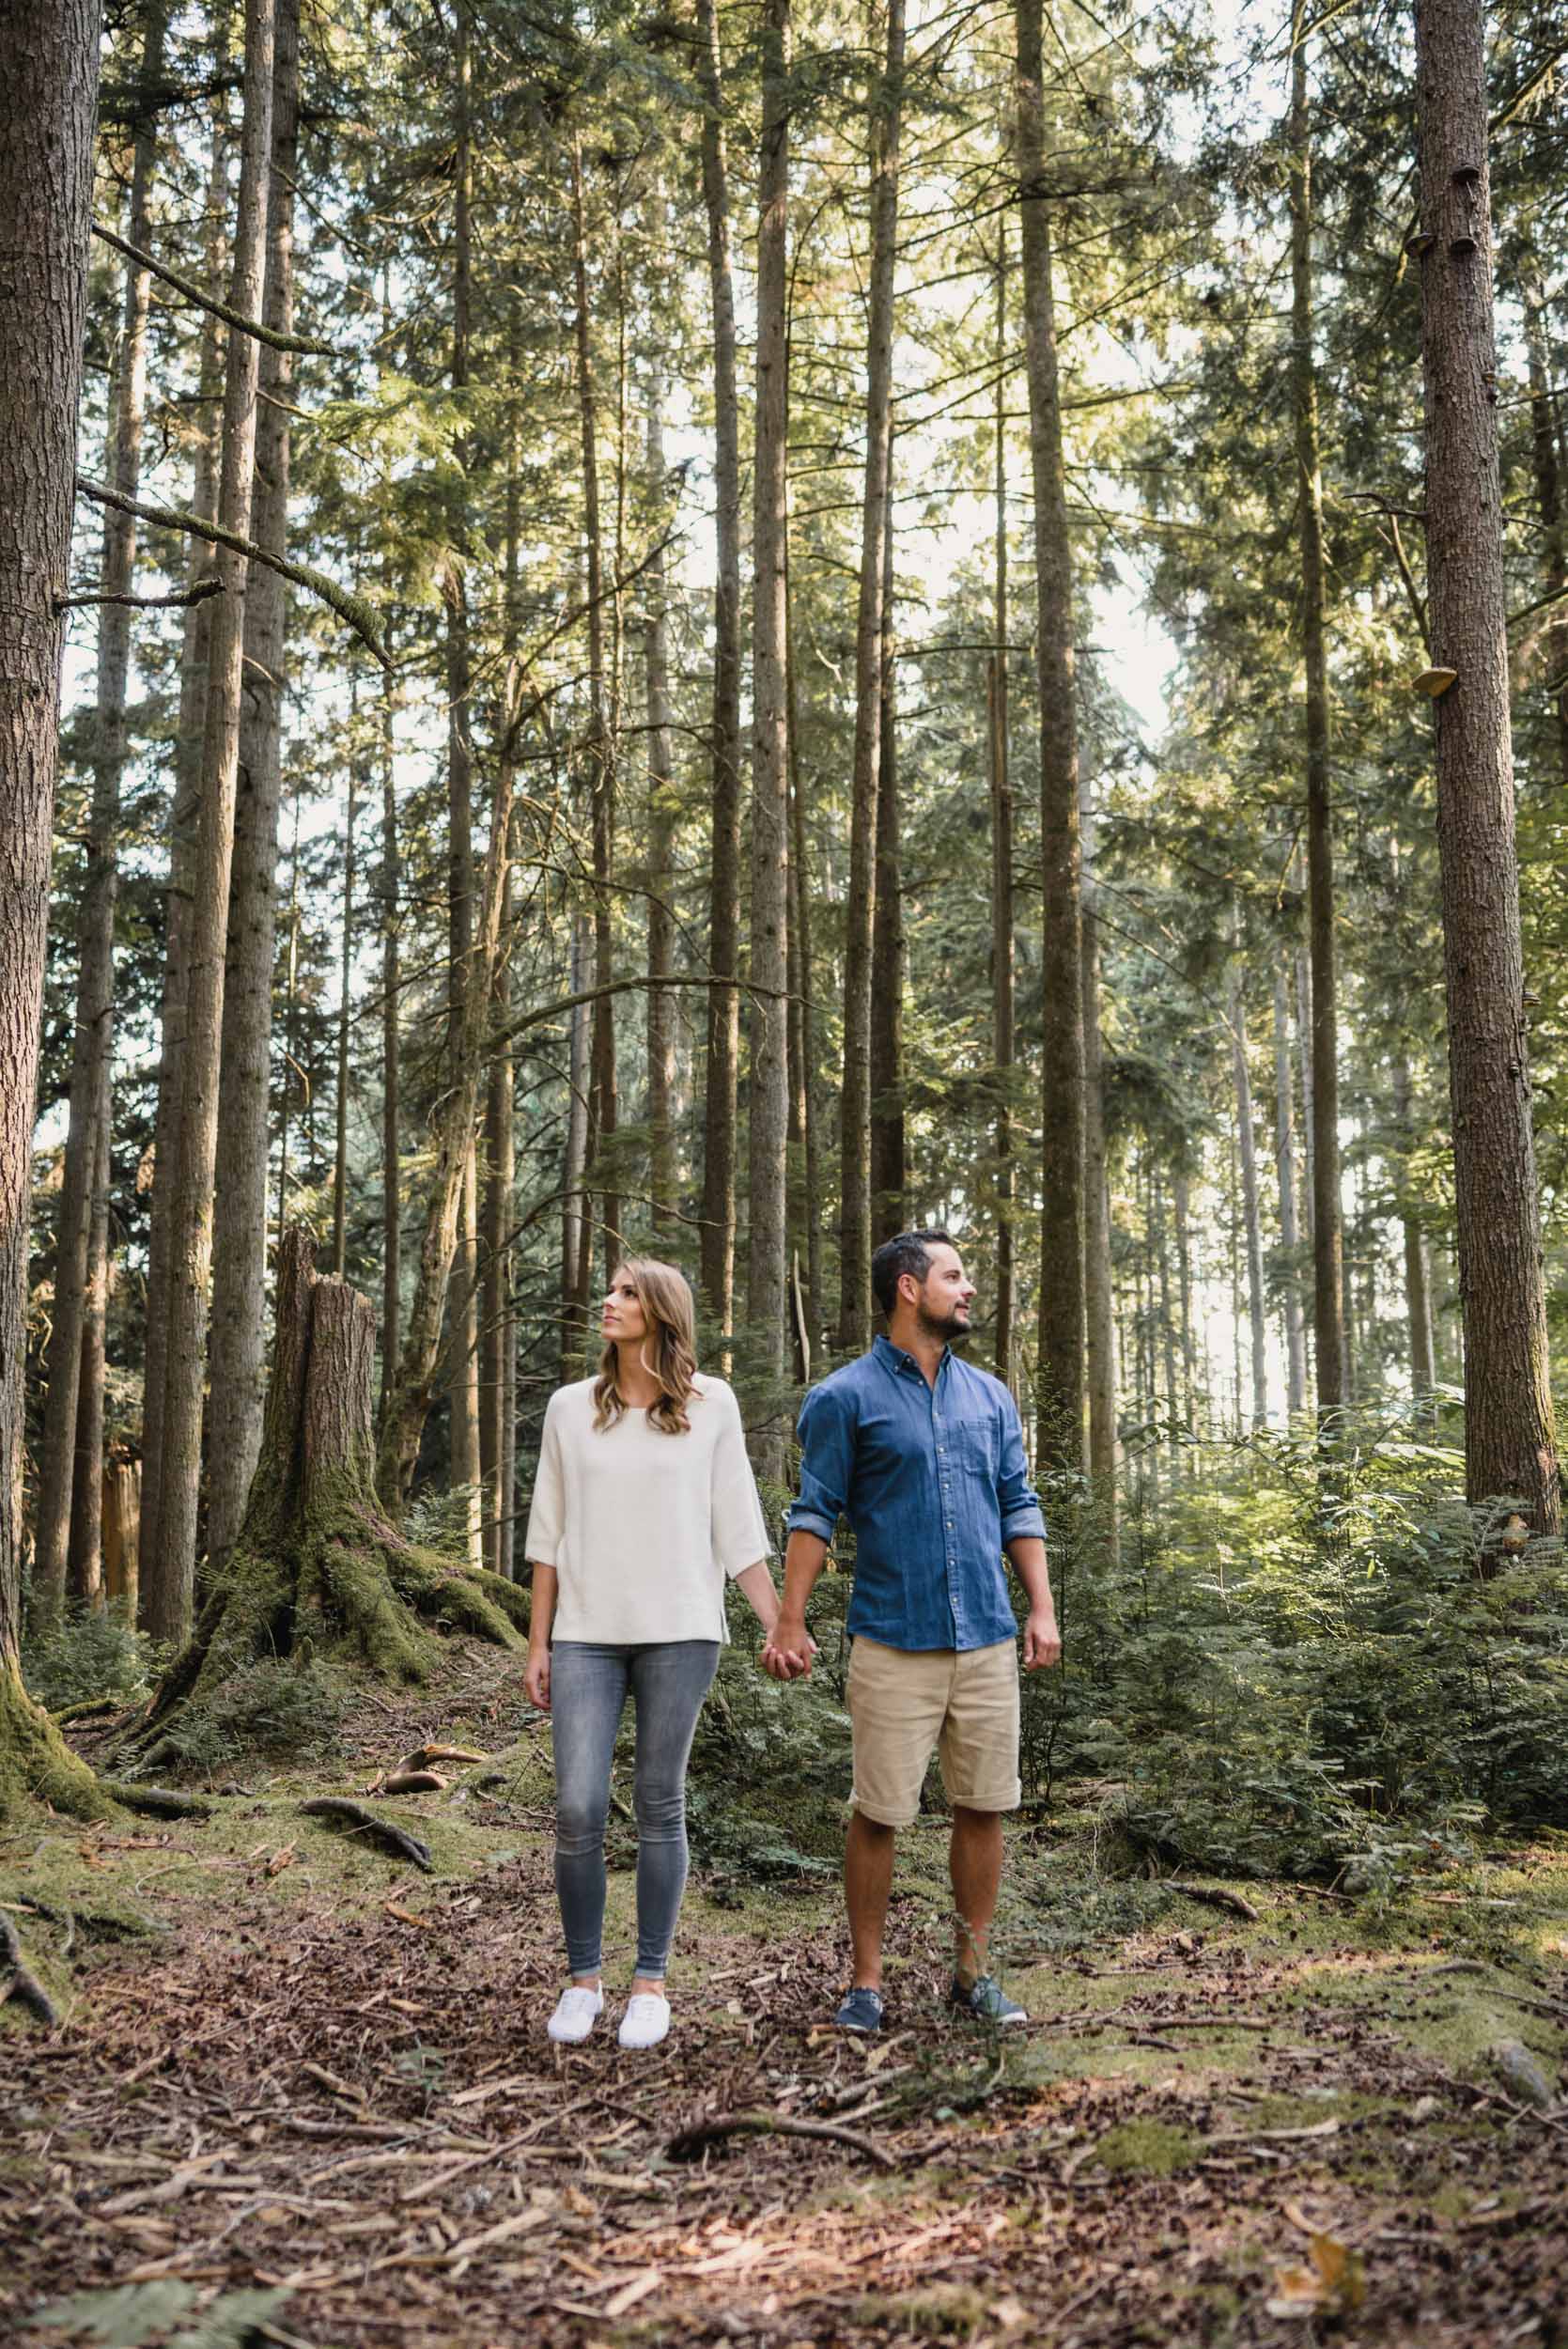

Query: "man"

xmin=763 ymin=1231 xmax=1061 ymax=2032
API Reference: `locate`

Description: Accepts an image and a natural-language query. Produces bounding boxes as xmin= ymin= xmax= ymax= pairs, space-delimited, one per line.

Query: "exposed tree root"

xmin=132 ymin=1232 xmax=526 ymax=1766
xmin=0 ymin=1657 xmax=112 ymax=1825
xmin=0 ymin=1912 xmax=59 ymax=2029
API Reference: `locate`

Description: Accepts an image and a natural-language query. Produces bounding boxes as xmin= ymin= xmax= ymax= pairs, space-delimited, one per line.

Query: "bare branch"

xmin=92 ymin=221 xmax=335 ymax=356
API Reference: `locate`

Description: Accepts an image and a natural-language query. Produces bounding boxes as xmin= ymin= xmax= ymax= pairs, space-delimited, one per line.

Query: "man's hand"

xmin=761 ymin=1614 xmax=817 ymax=1683
xmin=523 ymin=1645 xmax=551 ymax=1711
xmin=1023 ymin=1610 xmax=1062 ymax=1672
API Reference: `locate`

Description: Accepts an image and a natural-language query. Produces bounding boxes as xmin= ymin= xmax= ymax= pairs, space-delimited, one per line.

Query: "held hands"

xmin=760 ymin=1615 xmax=817 ymax=1683
xmin=1023 ymin=1610 xmax=1062 ymax=1672
xmin=523 ymin=1645 xmax=551 ymax=1711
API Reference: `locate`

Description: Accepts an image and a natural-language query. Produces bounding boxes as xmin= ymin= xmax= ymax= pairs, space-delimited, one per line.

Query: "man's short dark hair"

xmin=871 ymin=1229 xmax=955 ymax=1318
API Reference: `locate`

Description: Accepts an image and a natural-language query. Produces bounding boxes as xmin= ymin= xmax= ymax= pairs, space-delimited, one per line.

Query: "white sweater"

xmin=523 ymin=1374 xmax=772 ymax=1644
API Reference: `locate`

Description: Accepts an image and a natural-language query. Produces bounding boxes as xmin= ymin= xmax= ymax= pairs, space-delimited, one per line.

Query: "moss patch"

xmin=1092 ymin=2117 xmax=1201 ymax=2176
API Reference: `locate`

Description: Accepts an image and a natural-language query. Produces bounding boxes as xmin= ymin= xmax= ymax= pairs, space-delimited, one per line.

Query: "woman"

xmin=523 ymin=1257 xmax=782 ymax=2050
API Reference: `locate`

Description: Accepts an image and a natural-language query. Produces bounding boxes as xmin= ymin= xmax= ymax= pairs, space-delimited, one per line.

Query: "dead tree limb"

xmin=55 ymin=577 xmax=223 ymax=612
xmin=76 ymin=475 xmax=387 ymax=668
xmin=92 ymin=221 xmax=334 ymax=354
xmin=300 ymin=1797 xmax=434 ymax=1872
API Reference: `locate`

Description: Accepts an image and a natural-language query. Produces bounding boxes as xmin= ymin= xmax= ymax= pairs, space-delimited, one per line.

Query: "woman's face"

xmin=601 ymin=1268 xmax=648 ymax=1347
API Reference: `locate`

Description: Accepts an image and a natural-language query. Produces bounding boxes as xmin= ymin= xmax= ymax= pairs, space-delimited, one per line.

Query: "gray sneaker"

xmin=834 ymin=1985 xmax=885 ymax=2032
xmin=950 ymin=1974 xmax=1027 ymax=2026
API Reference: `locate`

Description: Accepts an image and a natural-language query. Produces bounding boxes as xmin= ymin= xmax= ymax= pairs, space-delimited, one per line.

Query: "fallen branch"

xmin=378 ymin=1769 xmax=448 ymax=1795
xmin=1168 ymin=1881 xmax=1261 ymax=1921
xmin=0 ymin=1912 xmax=58 ymax=2029
xmin=92 ymin=221 xmax=335 ymax=355
xmin=99 ymin=1779 xmax=214 ymax=1819
xmin=666 ymin=2108 xmax=896 ymax=2170
xmin=77 ymin=477 xmax=388 ymax=670
xmin=299 ymin=1797 xmax=432 ymax=1872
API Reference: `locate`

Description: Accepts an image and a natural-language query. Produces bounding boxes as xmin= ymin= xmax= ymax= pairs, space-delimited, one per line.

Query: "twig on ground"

xmin=1167 ymin=1880 xmax=1261 ymax=1921
xmin=666 ymin=2108 xmax=897 ymax=2169
xmin=298 ymin=1797 xmax=433 ymax=1872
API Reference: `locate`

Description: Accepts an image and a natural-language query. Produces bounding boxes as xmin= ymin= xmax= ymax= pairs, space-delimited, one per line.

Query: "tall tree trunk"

xmin=1230 ymin=950 xmax=1269 ymax=1431
xmin=870 ymin=489 xmax=906 ymax=1241
xmin=1272 ymin=959 xmax=1307 ymax=1417
xmin=1172 ymin=1162 xmax=1197 ymax=1439
xmin=332 ymin=753 xmax=358 ymax=1277
xmin=838 ymin=0 xmax=905 ymax=1347
xmin=1155 ymin=1173 xmax=1178 ymax=1489
xmin=141 ymin=74 xmax=229 ymax=1601
xmin=784 ymin=544 xmax=824 ymax=1344
xmin=1288 ymin=24 xmax=1348 ymax=1416
xmin=1391 ymin=1051 xmax=1436 ymax=1396
xmin=1413 ymin=0 xmax=1559 ymax=1534
xmin=34 ymin=0 xmax=164 ymax=1617
xmin=1081 ymin=774 xmax=1117 ymax=1524
xmin=988 ymin=232 xmax=1016 ymax=1390
xmin=746 ymin=0 xmax=792 ymax=1423
xmin=644 ymin=360 xmax=678 ymax=1232
xmin=1017 ymin=0 xmax=1086 ymax=1469
xmin=206 ymin=0 xmax=299 ymax=1585
xmin=695 ymin=0 xmax=742 ymax=1346
xmin=145 ymin=0 xmax=275 ymax=1646
xmin=68 ymin=1105 xmax=112 ymax=1605
xmin=0 ymin=0 xmax=107 ymax=1814
xmin=377 ymin=761 xmax=516 ymax=1507
xmin=379 ymin=610 xmax=401 ymax=1420
xmin=482 ymin=351 xmax=522 ymax=1581
xmin=1520 ymin=261 xmax=1568 ymax=791
xmin=570 ymin=134 xmax=620 ymax=1287
xmin=446 ymin=12 xmax=482 ymax=1569
xmin=561 ymin=910 xmax=591 ymax=1379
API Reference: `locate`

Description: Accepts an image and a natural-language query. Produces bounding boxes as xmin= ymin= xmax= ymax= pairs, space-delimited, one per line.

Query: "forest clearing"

xmin=5 ymin=0 xmax=1568 ymax=2335
xmin=6 ymin=1636 xmax=1568 ymax=2349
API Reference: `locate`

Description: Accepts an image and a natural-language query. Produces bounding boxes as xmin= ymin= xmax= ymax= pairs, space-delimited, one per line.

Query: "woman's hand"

xmin=524 ymin=1644 xmax=552 ymax=1711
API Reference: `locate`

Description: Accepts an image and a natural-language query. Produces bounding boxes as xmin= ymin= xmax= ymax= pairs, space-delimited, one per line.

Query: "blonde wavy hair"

xmin=592 ymin=1257 xmax=700 ymax=1436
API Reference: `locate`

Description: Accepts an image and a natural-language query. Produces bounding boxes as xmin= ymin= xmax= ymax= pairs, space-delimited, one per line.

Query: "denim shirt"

xmin=784 ymin=1334 xmax=1048 ymax=1653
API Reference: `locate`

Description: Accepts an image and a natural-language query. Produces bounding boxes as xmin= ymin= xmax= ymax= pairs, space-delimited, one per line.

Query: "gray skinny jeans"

xmin=551 ymin=1640 xmax=720 ymax=1980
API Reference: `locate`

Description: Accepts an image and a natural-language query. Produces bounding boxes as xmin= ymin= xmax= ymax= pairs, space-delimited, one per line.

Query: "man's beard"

xmin=918 ymin=1302 xmax=971 ymax=1346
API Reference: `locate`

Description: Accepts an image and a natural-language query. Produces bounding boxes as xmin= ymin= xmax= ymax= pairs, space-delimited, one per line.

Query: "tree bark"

xmin=988 ymin=234 xmax=1016 ymax=1391
xmin=446 ymin=13 xmax=482 ymax=1571
xmin=695 ymin=0 xmax=742 ymax=1344
xmin=747 ymin=0 xmax=793 ymax=1433
xmin=1288 ymin=24 xmax=1348 ymax=1417
xmin=1017 ymin=0 xmax=1085 ymax=1469
xmin=1081 ymin=774 xmax=1116 ymax=1521
xmin=67 ymin=1103 xmax=112 ymax=1607
xmin=561 ymin=910 xmax=592 ymax=1378
xmin=570 ymin=135 xmax=621 ymax=1289
xmin=1520 ymin=261 xmax=1568 ymax=791
xmin=838 ymin=0 xmax=905 ymax=1348
xmin=644 ymin=360 xmax=679 ymax=1233
xmin=784 ymin=545 xmax=824 ymax=1346
xmin=1272 ymin=959 xmax=1307 ymax=1418
xmin=207 ymin=0 xmax=299 ymax=1586
xmin=1412 ymin=0 xmax=1559 ymax=1533
xmin=140 ymin=74 xmax=229 ymax=1603
xmin=145 ymin=0 xmax=275 ymax=1644
xmin=1230 ymin=948 xmax=1268 ymax=1431
xmin=1391 ymin=1051 xmax=1436 ymax=1396
xmin=870 ymin=489 xmax=906 ymax=1242
xmin=0 ymin=0 xmax=108 ymax=1817
xmin=332 ymin=753 xmax=358 ymax=1277
xmin=34 ymin=0 xmax=164 ymax=1617
xmin=482 ymin=357 xmax=523 ymax=1580
xmin=379 ymin=581 xmax=401 ymax=1420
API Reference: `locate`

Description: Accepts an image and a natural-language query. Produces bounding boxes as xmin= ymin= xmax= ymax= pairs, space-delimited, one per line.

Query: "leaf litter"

xmin=3 ymin=1642 xmax=1566 ymax=2347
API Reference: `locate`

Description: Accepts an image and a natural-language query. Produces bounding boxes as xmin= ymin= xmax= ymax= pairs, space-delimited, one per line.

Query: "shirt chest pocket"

xmin=946 ymin=1405 xmax=999 ymax=1483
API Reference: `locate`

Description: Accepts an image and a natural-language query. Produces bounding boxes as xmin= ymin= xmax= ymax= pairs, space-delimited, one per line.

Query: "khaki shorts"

xmin=846 ymin=1636 xmax=1021 ymax=1828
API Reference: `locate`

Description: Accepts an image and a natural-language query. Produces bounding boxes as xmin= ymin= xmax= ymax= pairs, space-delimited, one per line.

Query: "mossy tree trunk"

xmin=141 ymin=1230 xmax=526 ymax=1748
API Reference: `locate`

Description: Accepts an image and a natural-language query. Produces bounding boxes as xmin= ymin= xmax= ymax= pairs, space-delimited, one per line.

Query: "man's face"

xmin=908 ymin=1244 xmax=975 ymax=1342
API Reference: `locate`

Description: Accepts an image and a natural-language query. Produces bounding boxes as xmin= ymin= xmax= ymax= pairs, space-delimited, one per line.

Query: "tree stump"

xmin=139 ymin=1229 xmax=527 ymax=1746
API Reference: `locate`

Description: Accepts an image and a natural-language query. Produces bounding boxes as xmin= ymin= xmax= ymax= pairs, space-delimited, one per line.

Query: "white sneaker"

xmin=617 ymin=1993 xmax=671 ymax=2050
xmin=547 ymin=1984 xmax=604 ymax=2045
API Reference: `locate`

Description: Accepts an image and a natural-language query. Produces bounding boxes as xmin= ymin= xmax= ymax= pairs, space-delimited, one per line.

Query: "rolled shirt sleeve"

xmin=997 ymin=1391 xmax=1048 ymax=1546
xmin=785 ymin=1379 xmax=855 ymax=1544
xmin=710 ymin=1384 xmax=774 ymax=1575
xmin=522 ymin=1395 xmax=567 ymax=1566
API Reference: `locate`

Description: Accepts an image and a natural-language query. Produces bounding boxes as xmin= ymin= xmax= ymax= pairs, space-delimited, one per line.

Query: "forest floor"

xmin=4 ymin=1639 xmax=1567 ymax=2349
